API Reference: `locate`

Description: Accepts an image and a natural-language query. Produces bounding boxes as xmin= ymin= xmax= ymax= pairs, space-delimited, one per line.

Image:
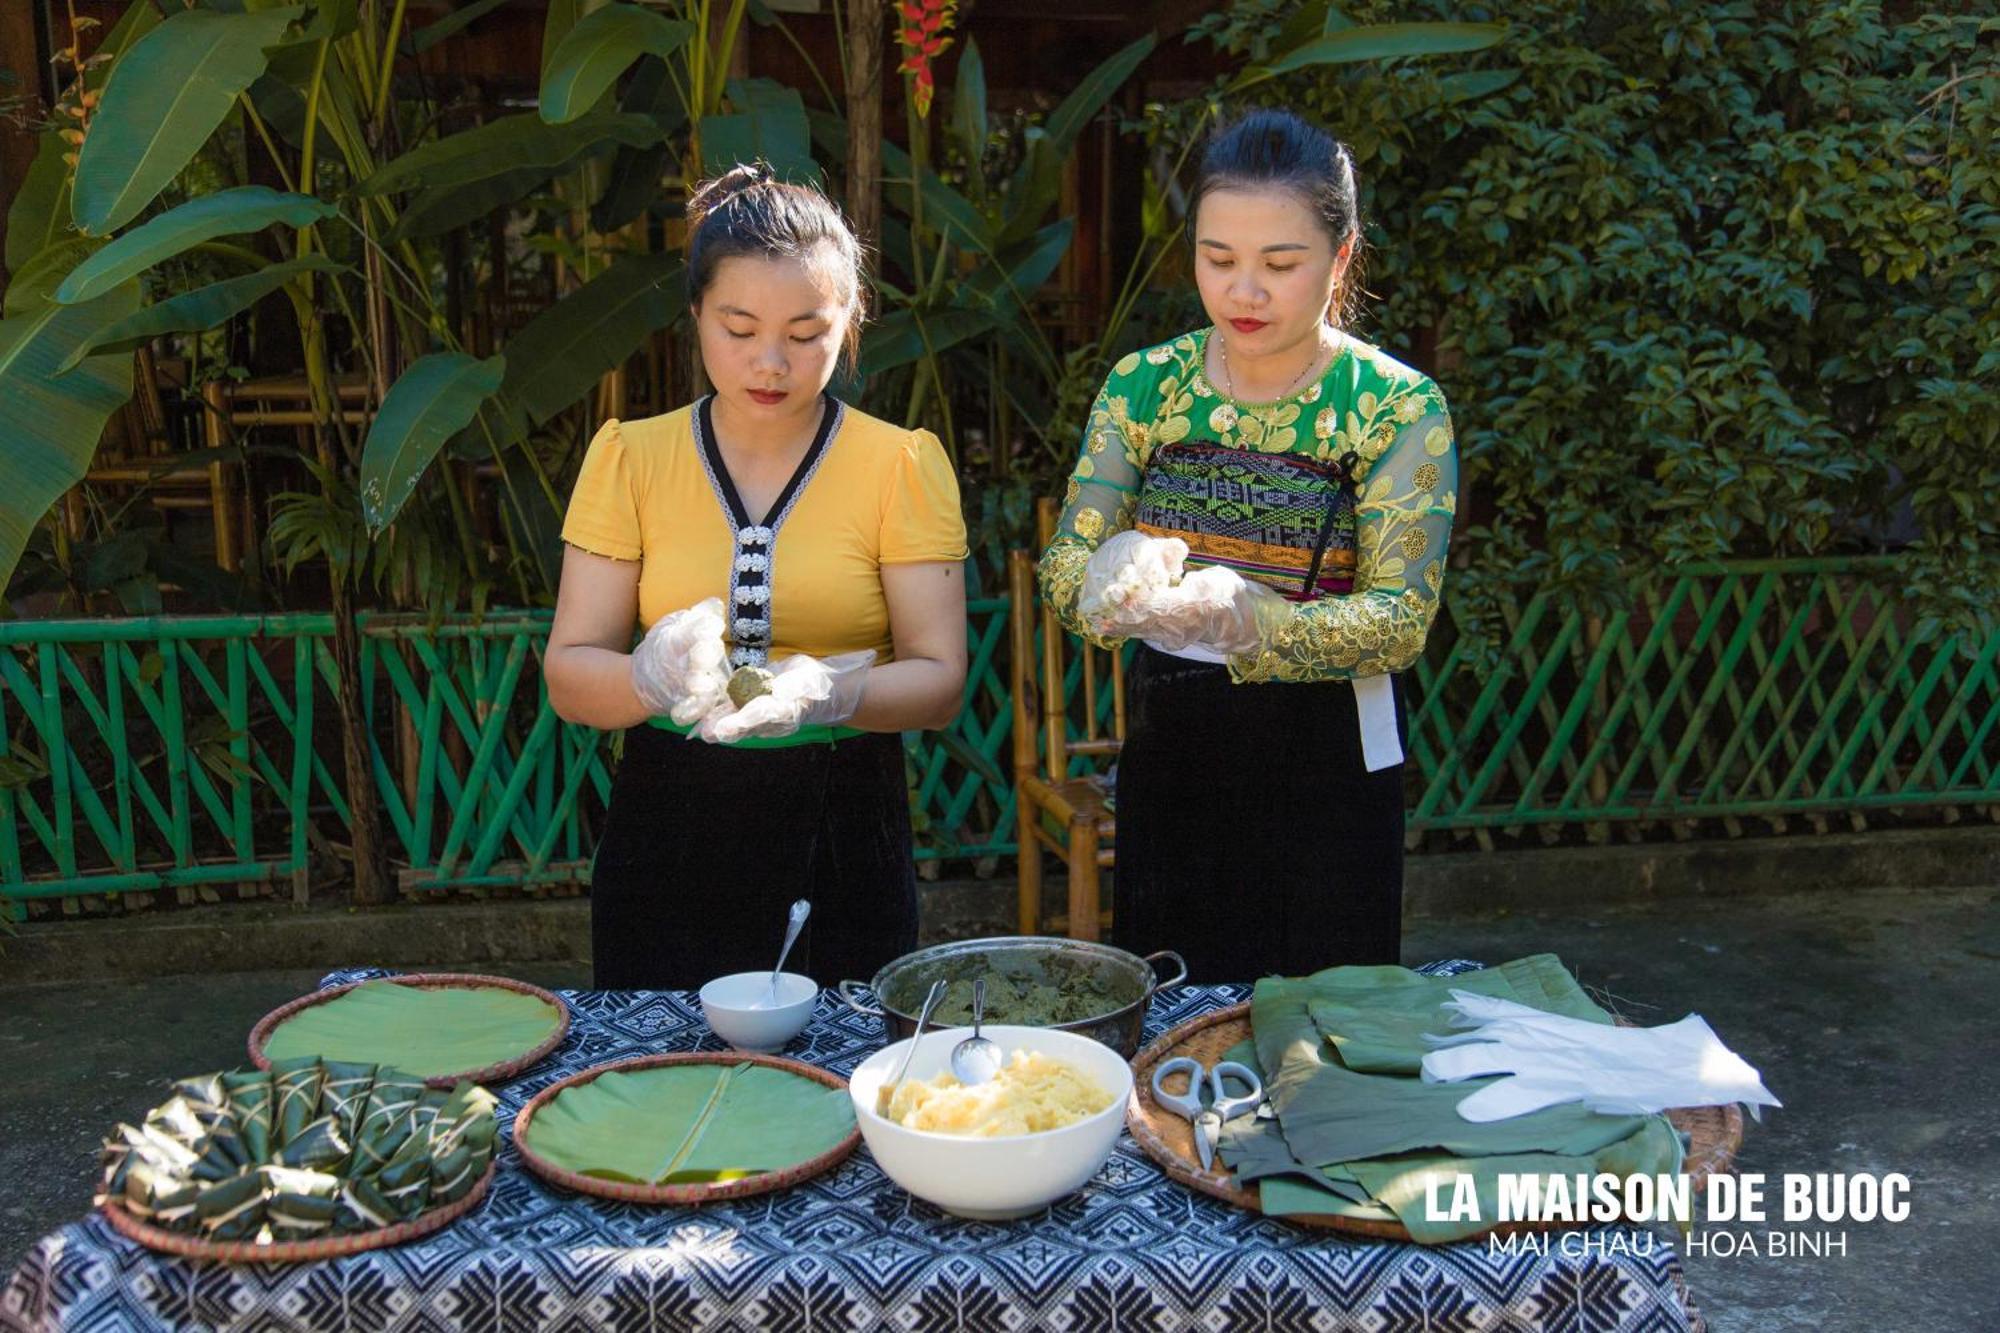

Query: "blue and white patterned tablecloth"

xmin=3 ymin=966 xmax=1706 ymax=1331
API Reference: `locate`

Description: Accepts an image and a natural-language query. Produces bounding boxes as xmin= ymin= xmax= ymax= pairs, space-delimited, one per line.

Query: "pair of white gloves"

xmin=1420 ymin=990 xmax=1783 ymax=1123
xmin=628 ymin=598 xmax=872 ymax=744
xmin=1078 ymin=531 xmax=1283 ymax=655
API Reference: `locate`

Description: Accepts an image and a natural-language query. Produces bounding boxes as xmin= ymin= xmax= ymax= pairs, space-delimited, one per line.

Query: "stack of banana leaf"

xmin=99 ymin=1056 xmax=498 ymax=1243
xmin=1217 ymin=954 xmax=1684 ymax=1244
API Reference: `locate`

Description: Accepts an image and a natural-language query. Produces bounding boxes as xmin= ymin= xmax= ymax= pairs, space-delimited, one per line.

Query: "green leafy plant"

xmin=1197 ymin=0 xmax=1998 ymax=651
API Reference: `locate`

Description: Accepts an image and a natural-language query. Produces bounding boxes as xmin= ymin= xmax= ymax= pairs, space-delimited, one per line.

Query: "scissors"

xmin=1150 ymin=1057 xmax=1263 ymax=1172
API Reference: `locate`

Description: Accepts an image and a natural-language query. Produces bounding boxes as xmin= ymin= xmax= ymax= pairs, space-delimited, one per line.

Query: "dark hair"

xmin=685 ymin=162 xmax=868 ymax=366
xmin=1187 ymin=109 xmax=1365 ymax=325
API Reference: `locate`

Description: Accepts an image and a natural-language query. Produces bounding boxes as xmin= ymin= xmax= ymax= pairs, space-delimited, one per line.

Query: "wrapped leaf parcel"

xmin=99 ymin=1057 xmax=498 ymax=1244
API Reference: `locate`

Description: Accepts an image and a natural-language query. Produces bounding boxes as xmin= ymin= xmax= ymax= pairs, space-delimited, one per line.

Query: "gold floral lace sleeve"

xmin=1037 ymin=350 xmax=1158 ymax=646
xmin=1231 ymin=399 xmax=1458 ymax=684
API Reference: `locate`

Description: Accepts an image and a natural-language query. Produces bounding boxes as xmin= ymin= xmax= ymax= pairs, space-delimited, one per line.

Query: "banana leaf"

xmin=409 ymin=0 xmax=511 ymax=54
xmin=222 ymin=1069 xmax=274 ymax=1162
xmin=260 ymin=979 xmax=564 ymax=1078
xmin=71 ymin=7 xmax=300 ymax=235
xmin=1219 ymin=963 xmax=1685 ymax=1243
xmin=524 ymin=1061 xmax=855 ymax=1185
xmin=262 ymin=1165 xmax=341 ymax=1240
xmin=195 ymin=1171 xmax=268 ymax=1241
xmin=335 ymin=1178 xmax=396 ymax=1231
xmin=269 ymin=1055 xmax=326 ymax=1147
xmin=351 ymin=1072 xmax=427 ymax=1172
xmin=317 ymin=1060 xmax=380 ymax=1140
xmin=539 ymin=4 xmax=694 ymax=125
xmin=56 ymin=187 xmax=335 ymax=304
xmin=275 ymin=1114 xmax=351 ymax=1170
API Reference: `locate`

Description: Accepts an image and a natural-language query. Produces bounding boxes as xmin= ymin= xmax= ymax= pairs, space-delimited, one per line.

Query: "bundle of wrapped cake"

xmin=98 ymin=1056 xmax=498 ymax=1243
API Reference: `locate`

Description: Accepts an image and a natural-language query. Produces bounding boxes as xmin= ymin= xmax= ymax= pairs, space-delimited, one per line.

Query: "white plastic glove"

xmin=1132 ymin=565 xmax=1285 ymax=655
xmin=629 ymin=598 xmax=731 ymax=725
xmin=1420 ymin=989 xmax=1783 ymax=1123
xmin=1078 ymin=531 xmax=1188 ymax=637
xmin=696 ymin=649 xmax=876 ymax=745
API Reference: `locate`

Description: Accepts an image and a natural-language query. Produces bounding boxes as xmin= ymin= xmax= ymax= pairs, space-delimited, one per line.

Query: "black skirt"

xmin=589 ymin=725 xmax=918 ymax=990
xmin=1110 ymin=645 xmax=1408 ymax=983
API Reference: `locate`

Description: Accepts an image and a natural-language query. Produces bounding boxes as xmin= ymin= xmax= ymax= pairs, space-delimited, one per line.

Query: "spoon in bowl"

xmin=949 ymin=978 xmax=1004 ymax=1086
xmin=877 ymin=979 xmax=948 ymax=1117
xmin=756 ymin=899 xmax=811 ymax=1009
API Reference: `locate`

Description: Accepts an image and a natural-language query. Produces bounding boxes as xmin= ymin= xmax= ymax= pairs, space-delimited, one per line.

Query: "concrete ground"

xmin=3 ymin=881 xmax=1995 ymax=1330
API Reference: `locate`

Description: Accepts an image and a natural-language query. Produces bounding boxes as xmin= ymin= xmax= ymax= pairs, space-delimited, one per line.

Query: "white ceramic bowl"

xmin=699 ymin=971 xmax=818 ymax=1052
xmin=847 ymin=1023 xmax=1133 ymax=1219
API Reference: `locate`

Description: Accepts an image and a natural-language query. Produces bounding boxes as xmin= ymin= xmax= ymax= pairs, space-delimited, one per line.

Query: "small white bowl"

xmin=699 ymin=971 xmax=818 ymax=1052
xmin=848 ymin=1023 xmax=1133 ymax=1220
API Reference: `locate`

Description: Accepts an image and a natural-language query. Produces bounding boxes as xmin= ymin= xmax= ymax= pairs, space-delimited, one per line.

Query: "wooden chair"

xmin=1010 ymin=497 xmax=1125 ymax=941
xmin=199 ymin=374 xmax=373 ymax=571
xmin=77 ymin=348 xmax=253 ymax=568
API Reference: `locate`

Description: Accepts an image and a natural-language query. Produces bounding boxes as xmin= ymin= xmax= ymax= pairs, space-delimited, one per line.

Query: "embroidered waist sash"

xmin=1134 ymin=440 xmax=1359 ymax=600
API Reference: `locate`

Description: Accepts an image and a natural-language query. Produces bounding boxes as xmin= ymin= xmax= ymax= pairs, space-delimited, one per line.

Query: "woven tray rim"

xmin=1126 ymin=1001 xmax=1745 ymax=1242
xmin=248 ymin=972 xmax=572 ymax=1089
xmin=512 ymin=1051 xmax=861 ymax=1205
xmin=98 ymin=1159 xmax=495 ymax=1263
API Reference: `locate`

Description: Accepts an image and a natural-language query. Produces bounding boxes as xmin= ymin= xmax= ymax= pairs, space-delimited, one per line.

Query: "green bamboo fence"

xmin=4 ymin=558 xmax=1996 ymax=916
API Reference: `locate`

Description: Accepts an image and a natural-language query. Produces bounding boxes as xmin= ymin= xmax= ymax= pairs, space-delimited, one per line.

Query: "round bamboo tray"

xmin=248 ymin=972 xmax=571 ymax=1089
xmin=98 ymin=1160 xmax=495 ymax=1263
xmin=1127 ymin=1002 xmax=1744 ymax=1242
xmin=513 ymin=1052 xmax=861 ymax=1206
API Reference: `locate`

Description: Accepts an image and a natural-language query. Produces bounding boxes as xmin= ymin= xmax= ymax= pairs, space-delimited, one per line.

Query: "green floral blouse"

xmin=1038 ymin=327 xmax=1458 ymax=683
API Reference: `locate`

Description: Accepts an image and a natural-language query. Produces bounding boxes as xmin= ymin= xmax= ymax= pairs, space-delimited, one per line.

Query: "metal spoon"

xmin=876 ymin=979 xmax=948 ymax=1116
xmin=757 ymin=899 xmax=811 ymax=1009
xmin=949 ymin=978 xmax=1004 ymax=1086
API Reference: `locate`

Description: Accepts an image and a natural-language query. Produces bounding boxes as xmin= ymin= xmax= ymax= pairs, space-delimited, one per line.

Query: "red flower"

xmin=894 ymin=0 xmax=957 ymax=118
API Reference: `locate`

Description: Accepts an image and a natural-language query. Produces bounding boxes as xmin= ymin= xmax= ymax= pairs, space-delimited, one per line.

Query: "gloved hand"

xmin=1078 ymin=531 xmax=1188 ymax=637
xmin=1420 ymin=989 xmax=1783 ymax=1123
xmin=696 ymin=649 xmax=876 ymax=744
xmin=629 ymin=597 xmax=730 ymax=725
xmin=1132 ymin=565 xmax=1286 ymax=656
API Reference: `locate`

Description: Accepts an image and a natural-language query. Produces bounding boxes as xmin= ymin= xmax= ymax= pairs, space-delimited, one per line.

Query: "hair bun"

xmin=686 ymin=161 xmax=775 ymax=230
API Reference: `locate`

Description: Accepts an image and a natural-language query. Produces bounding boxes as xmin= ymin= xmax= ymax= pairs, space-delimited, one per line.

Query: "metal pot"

xmin=839 ymin=936 xmax=1189 ymax=1059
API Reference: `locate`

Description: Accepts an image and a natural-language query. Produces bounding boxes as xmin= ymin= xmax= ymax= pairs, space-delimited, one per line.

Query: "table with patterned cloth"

xmin=3 ymin=966 xmax=1708 ymax=1332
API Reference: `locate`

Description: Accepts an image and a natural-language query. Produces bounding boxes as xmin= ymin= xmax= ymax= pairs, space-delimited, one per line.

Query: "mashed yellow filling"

xmin=885 ymin=1051 xmax=1114 ymax=1137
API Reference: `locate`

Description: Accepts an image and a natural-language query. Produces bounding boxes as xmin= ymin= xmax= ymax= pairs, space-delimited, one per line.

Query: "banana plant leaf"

xmin=7 ymin=0 xmax=162 ymax=268
xmin=951 ymin=38 xmax=987 ymax=200
xmin=4 ymin=239 xmax=106 ymax=318
xmin=408 ymin=0 xmax=512 ymax=54
xmin=539 ymin=3 xmax=694 ymax=125
xmin=590 ymin=55 xmax=686 ymax=233
xmin=1251 ymin=21 xmax=1507 ymax=80
xmin=57 ymin=187 xmax=335 ymax=304
xmin=261 ymin=980 xmax=564 ymax=1078
xmin=524 ymin=1061 xmax=855 ymax=1185
xmin=6 ymin=134 xmax=77 ymax=276
xmin=447 ymin=241 xmax=681 ymax=457
xmin=355 ymin=111 xmax=661 ymax=198
xmin=702 ymin=78 xmax=815 ymax=182
xmin=72 ymin=7 xmax=300 ymax=235
xmin=389 ymin=152 xmax=602 ymax=242
xmin=0 ymin=268 xmax=139 ymax=591
xmin=359 ymin=351 xmax=506 ymax=532
xmin=859 ymin=307 xmax=997 ymax=378
xmin=57 ymin=256 xmax=347 ymax=373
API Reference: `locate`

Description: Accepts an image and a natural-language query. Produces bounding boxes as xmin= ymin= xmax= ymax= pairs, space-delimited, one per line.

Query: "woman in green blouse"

xmin=1039 ymin=109 xmax=1457 ymax=979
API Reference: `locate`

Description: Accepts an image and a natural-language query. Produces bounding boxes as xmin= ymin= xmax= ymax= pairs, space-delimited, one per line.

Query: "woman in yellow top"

xmin=547 ymin=165 xmax=968 ymax=989
xmin=1039 ymin=110 xmax=1457 ymax=980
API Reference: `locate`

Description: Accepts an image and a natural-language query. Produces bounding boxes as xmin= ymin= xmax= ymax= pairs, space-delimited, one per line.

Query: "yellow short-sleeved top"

xmin=561 ymin=395 xmax=967 ymax=664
